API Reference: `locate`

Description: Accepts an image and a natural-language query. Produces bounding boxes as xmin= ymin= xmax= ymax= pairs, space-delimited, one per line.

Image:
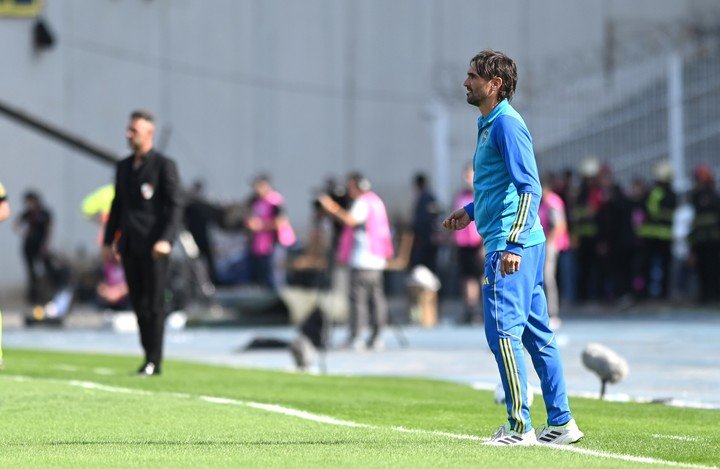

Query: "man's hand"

xmin=102 ymin=245 xmax=120 ymax=263
xmin=442 ymin=208 xmax=471 ymax=231
xmin=152 ymin=240 xmax=172 ymax=259
xmin=246 ymin=216 xmax=263 ymax=232
xmin=500 ymin=251 xmax=522 ymax=277
xmin=316 ymin=194 xmax=339 ymax=214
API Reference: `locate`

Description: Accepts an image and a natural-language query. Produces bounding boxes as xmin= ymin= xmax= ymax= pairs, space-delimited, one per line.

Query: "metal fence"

xmin=530 ymin=47 xmax=720 ymax=188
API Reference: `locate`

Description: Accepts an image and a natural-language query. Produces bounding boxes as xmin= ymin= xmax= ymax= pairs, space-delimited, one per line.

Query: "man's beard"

xmin=466 ymin=91 xmax=481 ymax=106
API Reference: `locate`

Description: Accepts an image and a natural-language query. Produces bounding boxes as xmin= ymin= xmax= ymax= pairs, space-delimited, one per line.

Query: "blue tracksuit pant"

xmin=483 ymin=243 xmax=572 ymax=432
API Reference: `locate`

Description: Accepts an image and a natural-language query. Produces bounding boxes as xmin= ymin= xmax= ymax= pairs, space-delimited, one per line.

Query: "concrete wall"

xmin=0 ymin=0 xmax=715 ymax=290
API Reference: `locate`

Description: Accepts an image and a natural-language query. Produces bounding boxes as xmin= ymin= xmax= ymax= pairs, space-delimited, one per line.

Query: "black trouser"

xmin=410 ymin=238 xmax=438 ymax=274
xmin=249 ymin=253 xmax=275 ymax=289
xmin=693 ymin=241 xmax=720 ymax=303
xmin=577 ymin=237 xmax=599 ymax=301
xmin=23 ymin=241 xmax=57 ymax=303
xmin=642 ymin=238 xmax=673 ymax=299
xmin=122 ymin=253 xmax=170 ymax=368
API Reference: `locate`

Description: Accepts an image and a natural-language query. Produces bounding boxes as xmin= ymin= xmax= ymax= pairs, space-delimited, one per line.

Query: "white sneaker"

xmin=368 ymin=338 xmax=385 ymax=352
xmin=339 ymin=338 xmax=366 ymax=352
xmin=536 ymin=419 xmax=584 ymax=444
xmin=484 ymin=424 xmax=537 ymax=446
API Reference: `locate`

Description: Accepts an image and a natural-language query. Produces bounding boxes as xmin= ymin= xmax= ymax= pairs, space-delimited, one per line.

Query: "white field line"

xmin=651 ymin=434 xmax=702 ymax=442
xmin=2 ymin=375 xmax=715 ymax=469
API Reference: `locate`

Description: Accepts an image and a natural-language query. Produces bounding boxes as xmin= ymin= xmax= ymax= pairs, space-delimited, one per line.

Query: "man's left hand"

xmin=152 ymin=240 xmax=172 ymax=259
xmin=500 ymin=251 xmax=521 ymax=277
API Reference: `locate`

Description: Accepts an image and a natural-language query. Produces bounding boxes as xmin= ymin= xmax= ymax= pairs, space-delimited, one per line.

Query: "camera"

xmin=313 ymin=179 xmax=348 ymax=212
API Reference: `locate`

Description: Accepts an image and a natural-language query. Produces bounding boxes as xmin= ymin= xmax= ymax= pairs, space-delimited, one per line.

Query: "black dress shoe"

xmin=136 ymin=362 xmax=160 ymax=376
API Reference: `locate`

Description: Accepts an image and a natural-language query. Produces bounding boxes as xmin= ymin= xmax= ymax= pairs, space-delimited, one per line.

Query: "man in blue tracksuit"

xmin=443 ymin=50 xmax=583 ymax=446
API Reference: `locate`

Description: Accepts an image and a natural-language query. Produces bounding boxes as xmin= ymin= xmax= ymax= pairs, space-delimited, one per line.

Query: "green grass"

xmin=0 ymin=349 xmax=717 ymax=468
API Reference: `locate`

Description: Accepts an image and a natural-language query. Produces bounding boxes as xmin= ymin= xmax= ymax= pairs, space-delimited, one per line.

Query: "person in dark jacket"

xmin=410 ymin=173 xmax=441 ymax=274
xmin=689 ymin=164 xmax=720 ymax=303
xmin=103 ymin=110 xmax=183 ymax=376
xmin=596 ymin=183 xmax=635 ymax=302
xmin=637 ymin=162 xmax=677 ymax=300
xmin=15 ymin=191 xmax=55 ymax=303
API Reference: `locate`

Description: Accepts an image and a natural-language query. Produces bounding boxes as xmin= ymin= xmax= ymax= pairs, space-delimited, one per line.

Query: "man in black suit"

xmin=103 ymin=110 xmax=183 ymax=376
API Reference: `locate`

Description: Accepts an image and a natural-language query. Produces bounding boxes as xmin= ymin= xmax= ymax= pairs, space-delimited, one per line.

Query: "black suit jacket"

xmin=104 ymin=150 xmax=183 ymax=255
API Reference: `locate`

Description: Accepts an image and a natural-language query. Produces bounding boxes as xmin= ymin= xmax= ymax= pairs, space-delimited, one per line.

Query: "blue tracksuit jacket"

xmin=463 ymin=99 xmax=545 ymax=254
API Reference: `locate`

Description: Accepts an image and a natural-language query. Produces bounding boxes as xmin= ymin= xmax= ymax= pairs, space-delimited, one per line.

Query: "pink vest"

xmin=539 ymin=192 xmax=570 ymax=251
xmin=337 ymin=191 xmax=394 ymax=264
xmin=250 ymin=191 xmax=295 ymax=255
xmin=453 ymin=189 xmax=483 ymax=247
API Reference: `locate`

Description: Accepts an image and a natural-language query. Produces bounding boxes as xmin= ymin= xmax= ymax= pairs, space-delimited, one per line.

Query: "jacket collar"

xmin=132 ymin=148 xmax=154 ymax=169
xmin=477 ymin=99 xmax=509 ymax=129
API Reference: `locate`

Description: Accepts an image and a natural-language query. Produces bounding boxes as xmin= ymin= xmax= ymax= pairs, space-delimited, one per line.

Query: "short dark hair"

xmin=253 ymin=173 xmax=271 ymax=185
xmin=470 ymin=50 xmax=518 ymax=101
xmin=23 ymin=190 xmax=40 ymax=203
xmin=130 ymin=110 xmax=155 ymax=123
xmin=414 ymin=173 xmax=428 ymax=189
xmin=347 ymin=172 xmax=371 ymax=192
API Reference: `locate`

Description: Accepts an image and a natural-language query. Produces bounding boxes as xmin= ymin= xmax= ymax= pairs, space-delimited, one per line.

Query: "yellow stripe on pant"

xmin=499 ymin=339 xmax=520 ymax=432
xmin=505 ymin=339 xmax=526 ymax=433
xmin=500 ymin=338 xmax=525 ymax=433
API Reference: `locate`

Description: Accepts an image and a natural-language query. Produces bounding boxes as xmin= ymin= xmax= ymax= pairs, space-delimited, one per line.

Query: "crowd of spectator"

xmin=13 ymin=158 xmax=718 ymax=324
xmin=538 ymin=158 xmax=719 ymax=307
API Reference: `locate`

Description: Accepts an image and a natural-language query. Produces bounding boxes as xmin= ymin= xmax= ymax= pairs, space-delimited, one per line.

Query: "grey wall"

xmin=0 ymin=0 xmax=714 ymax=290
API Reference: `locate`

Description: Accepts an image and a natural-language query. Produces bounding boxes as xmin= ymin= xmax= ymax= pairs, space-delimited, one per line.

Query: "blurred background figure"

xmin=551 ymin=169 xmax=577 ymax=306
xmin=184 ymin=180 xmax=219 ymax=284
xmin=595 ymin=166 xmax=635 ymax=304
xmin=314 ymin=177 xmax=349 ymax=260
xmin=81 ymin=183 xmax=129 ymax=311
xmin=317 ymin=173 xmax=393 ymax=351
xmin=0 ymin=182 xmax=10 ymax=222
xmin=0 ymin=181 xmax=10 ymax=370
xmin=452 ymin=164 xmax=484 ymax=325
xmin=81 ymin=183 xmax=115 ymax=245
xmin=95 ymin=255 xmax=129 ymax=310
xmin=688 ymin=164 xmax=720 ymax=304
xmin=540 ymin=176 xmax=570 ymax=329
xmin=410 ymin=172 xmax=441 ymax=275
xmin=245 ymin=174 xmax=296 ymax=290
xmin=15 ymin=190 xmax=56 ymax=303
xmin=637 ymin=161 xmax=677 ymax=300
xmin=572 ymin=158 xmax=603 ymax=302
xmin=627 ymin=178 xmax=650 ymax=299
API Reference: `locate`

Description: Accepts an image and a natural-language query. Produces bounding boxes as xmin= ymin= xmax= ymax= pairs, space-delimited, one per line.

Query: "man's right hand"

xmin=102 ymin=245 xmax=119 ymax=263
xmin=442 ymin=208 xmax=472 ymax=231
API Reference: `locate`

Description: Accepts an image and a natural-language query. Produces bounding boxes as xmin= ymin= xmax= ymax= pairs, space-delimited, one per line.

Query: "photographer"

xmin=313 ymin=178 xmax=349 ymax=254
xmin=317 ymin=173 xmax=393 ymax=351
